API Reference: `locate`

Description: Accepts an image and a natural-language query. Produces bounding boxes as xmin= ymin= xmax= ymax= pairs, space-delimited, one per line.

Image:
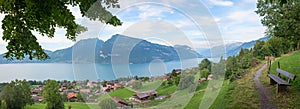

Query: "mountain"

xmin=49 ymin=38 xmax=104 ymax=63
xmin=0 ymin=34 xmax=201 ymax=64
xmin=198 ymin=36 xmax=269 ymax=58
xmin=0 ymin=50 xmax=53 ymax=63
xmin=96 ymin=34 xmax=201 ymax=64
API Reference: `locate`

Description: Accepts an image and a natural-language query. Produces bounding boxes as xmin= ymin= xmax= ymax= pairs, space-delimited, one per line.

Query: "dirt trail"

xmin=254 ymin=64 xmax=277 ymax=109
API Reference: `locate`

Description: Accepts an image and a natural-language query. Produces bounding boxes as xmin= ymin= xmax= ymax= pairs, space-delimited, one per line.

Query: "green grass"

xmin=184 ymin=81 xmax=208 ymax=109
xmin=25 ymin=102 xmax=99 ymax=109
xmin=267 ymin=51 xmax=300 ymax=108
xmin=184 ymin=91 xmax=205 ymax=109
xmin=195 ymin=81 xmax=208 ymax=91
xmin=137 ymin=99 xmax=167 ymax=108
xmin=200 ymin=63 xmax=263 ymax=109
xmin=157 ymin=84 xmax=177 ymax=95
xmin=30 ymin=85 xmax=39 ymax=89
xmin=137 ymin=80 xmax=163 ymax=92
xmin=108 ymin=88 xmax=136 ymax=99
xmin=25 ymin=103 xmax=46 ymax=109
xmin=219 ymin=64 xmax=261 ymax=109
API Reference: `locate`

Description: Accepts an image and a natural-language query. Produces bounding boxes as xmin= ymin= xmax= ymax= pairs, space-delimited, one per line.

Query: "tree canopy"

xmin=256 ymin=0 xmax=300 ymax=49
xmin=43 ymin=80 xmax=64 ymax=109
xmin=0 ymin=0 xmax=122 ymax=60
xmin=0 ymin=79 xmax=33 ymax=109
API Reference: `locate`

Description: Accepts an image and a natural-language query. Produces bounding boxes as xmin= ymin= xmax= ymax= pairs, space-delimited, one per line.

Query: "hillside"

xmin=260 ymin=51 xmax=300 ymax=108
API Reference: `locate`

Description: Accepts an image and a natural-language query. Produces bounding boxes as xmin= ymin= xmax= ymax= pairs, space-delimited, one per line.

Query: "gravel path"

xmin=254 ymin=64 xmax=277 ymax=109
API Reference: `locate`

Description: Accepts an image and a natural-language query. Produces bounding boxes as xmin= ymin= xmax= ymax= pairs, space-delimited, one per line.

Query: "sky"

xmin=0 ymin=0 xmax=265 ymax=54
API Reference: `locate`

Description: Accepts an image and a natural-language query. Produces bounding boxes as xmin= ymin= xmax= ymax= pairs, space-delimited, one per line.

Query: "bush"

xmin=200 ymin=68 xmax=211 ymax=79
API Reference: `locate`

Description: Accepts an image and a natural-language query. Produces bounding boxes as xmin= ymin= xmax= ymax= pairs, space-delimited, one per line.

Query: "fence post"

xmin=268 ymin=60 xmax=271 ymax=74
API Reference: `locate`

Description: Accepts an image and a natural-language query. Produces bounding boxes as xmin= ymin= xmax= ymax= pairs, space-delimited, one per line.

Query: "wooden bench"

xmin=267 ymin=68 xmax=296 ymax=93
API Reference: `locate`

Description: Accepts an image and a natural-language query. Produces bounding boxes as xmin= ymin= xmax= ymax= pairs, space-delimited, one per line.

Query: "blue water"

xmin=0 ymin=58 xmax=201 ymax=82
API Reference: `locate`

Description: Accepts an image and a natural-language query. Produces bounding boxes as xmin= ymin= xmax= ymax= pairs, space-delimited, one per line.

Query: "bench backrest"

xmin=276 ymin=68 xmax=296 ymax=83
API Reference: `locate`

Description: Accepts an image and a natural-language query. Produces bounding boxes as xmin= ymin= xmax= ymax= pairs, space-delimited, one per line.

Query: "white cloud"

xmin=217 ymin=8 xmax=265 ymax=41
xmin=0 ymin=0 xmax=266 ymax=52
xmin=121 ymin=19 xmax=195 ymax=47
xmin=138 ymin=5 xmax=162 ymax=19
xmin=137 ymin=5 xmax=172 ymax=20
xmin=209 ymin=0 xmax=234 ymax=6
xmin=67 ymin=5 xmax=83 ymax=23
xmin=244 ymin=0 xmax=258 ymax=3
xmin=99 ymin=21 xmax=135 ymax=41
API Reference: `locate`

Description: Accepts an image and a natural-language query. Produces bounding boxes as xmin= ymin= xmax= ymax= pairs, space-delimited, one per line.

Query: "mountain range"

xmin=197 ymin=36 xmax=269 ymax=58
xmin=0 ymin=35 xmax=269 ymax=63
xmin=0 ymin=34 xmax=202 ymax=64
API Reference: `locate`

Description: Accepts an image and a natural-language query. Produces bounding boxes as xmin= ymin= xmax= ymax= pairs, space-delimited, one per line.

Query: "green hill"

xmin=267 ymin=51 xmax=300 ymax=108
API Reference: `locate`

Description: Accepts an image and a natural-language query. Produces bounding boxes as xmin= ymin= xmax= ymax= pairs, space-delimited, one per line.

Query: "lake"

xmin=0 ymin=58 xmax=201 ymax=82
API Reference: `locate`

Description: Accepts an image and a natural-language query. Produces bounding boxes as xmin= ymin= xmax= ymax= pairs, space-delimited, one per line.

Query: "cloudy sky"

xmin=0 ymin=0 xmax=265 ymax=53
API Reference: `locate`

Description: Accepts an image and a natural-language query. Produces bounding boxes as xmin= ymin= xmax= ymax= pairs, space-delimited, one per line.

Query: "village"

xmin=28 ymin=67 xmax=214 ymax=108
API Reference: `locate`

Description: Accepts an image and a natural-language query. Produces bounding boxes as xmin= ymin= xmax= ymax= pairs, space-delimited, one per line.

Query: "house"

xmin=31 ymin=88 xmax=41 ymax=95
xmin=64 ymin=89 xmax=75 ymax=94
xmin=187 ymin=68 xmax=194 ymax=71
xmin=61 ymin=83 xmax=68 ymax=90
xmin=101 ymin=86 xmax=114 ymax=92
xmin=87 ymin=81 xmax=97 ymax=88
xmin=32 ymin=96 xmax=43 ymax=103
xmin=265 ymin=56 xmax=275 ymax=60
xmin=80 ymin=89 xmax=91 ymax=94
xmin=112 ymin=96 xmax=129 ymax=106
xmin=107 ymin=81 xmax=115 ymax=86
xmin=163 ymin=75 xmax=170 ymax=81
xmin=101 ymin=84 xmax=120 ymax=93
xmin=207 ymin=74 xmax=214 ymax=80
xmin=111 ymin=85 xmax=120 ymax=89
xmin=174 ymin=69 xmax=182 ymax=73
xmin=133 ymin=90 xmax=158 ymax=102
xmin=67 ymin=93 xmax=77 ymax=100
xmin=118 ymin=81 xmax=127 ymax=86
xmin=198 ymin=78 xmax=207 ymax=83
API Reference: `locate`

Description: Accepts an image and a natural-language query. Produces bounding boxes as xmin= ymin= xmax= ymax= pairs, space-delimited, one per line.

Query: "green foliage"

xmin=253 ymin=37 xmax=292 ymax=59
xmin=98 ymin=98 xmax=116 ymax=109
xmin=43 ymin=80 xmax=64 ymax=109
xmin=252 ymin=40 xmax=266 ymax=59
xmin=225 ymin=48 xmax=256 ymax=81
xmin=76 ymin=93 xmax=84 ymax=102
xmin=200 ymin=68 xmax=210 ymax=79
xmin=62 ymin=93 xmax=68 ymax=102
xmin=1 ymin=100 xmax=7 ymax=109
xmin=167 ymin=70 xmax=181 ymax=86
xmin=256 ymin=0 xmax=300 ymax=50
xmin=0 ymin=79 xmax=33 ymax=109
xmin=0 ymin=0 xmax=122 ymax=60
xmin=199 ymin=58 xmax=211 ymax=71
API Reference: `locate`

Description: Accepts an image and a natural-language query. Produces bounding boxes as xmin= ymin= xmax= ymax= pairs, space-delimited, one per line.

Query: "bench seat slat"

xmin=267 ymin=74 xmax=291 ymax=86
xmin=276 ymin=68 xmax=296 ymax=80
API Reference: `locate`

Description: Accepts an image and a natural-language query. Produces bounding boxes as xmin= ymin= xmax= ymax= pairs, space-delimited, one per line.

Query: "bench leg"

xmin=270 ymin=78 xmax=276 ymax=85
xmin=277 ymin=84 xmax=287 ymax=93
